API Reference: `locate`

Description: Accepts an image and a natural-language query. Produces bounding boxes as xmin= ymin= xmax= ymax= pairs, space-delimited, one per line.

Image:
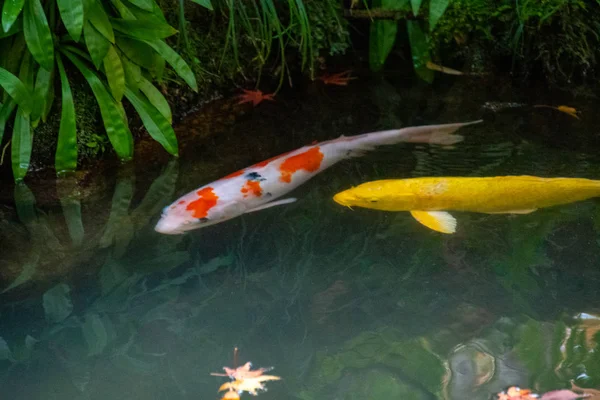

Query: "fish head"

xmin=155 ymin=187 xmax=247 ymax=234
xmin=333 ymin=180 xmax=413 ymax=210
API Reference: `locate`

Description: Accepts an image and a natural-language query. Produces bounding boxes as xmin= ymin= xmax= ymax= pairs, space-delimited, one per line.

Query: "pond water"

xmin=1 ymin=77 xmax=600 ymax=400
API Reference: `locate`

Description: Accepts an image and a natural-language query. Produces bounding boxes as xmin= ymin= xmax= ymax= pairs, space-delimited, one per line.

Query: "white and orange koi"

xmin=154 ymin=120 xmax=482 ymax=234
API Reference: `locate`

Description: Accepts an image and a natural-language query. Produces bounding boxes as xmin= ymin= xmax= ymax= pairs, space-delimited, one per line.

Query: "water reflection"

xmin=1 ymin=83 xmax=600 ymax=399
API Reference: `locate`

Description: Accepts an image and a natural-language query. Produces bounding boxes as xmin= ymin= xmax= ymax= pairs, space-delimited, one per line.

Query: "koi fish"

xmin=333 ymin=176 xmax=600 ymax=234
xmin=154 ymin=120 xmax=482 ymax=234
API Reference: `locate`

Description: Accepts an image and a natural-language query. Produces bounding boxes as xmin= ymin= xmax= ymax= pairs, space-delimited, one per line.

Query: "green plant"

xmin=213 ymin=0 xmax=324 ymax=90
xmin=366 ymin=0 xmax=452 ymax=81
xmin=0 ymin=0 xmax=199 ymax=181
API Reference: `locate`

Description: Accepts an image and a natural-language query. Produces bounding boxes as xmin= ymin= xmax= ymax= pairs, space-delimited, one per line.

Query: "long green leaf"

xmin=407 ymin=20 xmax=434 ymax=83
xmin=11 ymin=107 xmax=32 ymax=181
xmin=2 ymin=0 xmax=25 ymax=33
xmin=84 ymin=21 xmax=110 ymax=68
xmin=138 ymin=77 xmax=170 ymax=122
xmin=369 ymin=21 xmax=397 ymax=72
xmin=0 ymin=100 xmax=16 ymax=144
xmin=23 ymin=0 xmax=54 ymax=70
xmin=0 ymin=17 xmax=23 ymax=38
xmin=189 ymin=0 xmax=212 ymax=10
xmin=124 ymin=87 xmax=177 ymax=156
xmin=126 ymin=0 xmax=152 ymax=11
xmin=88 ymin=0 xmax=115 ymax=43
xmin=31 ymin=66 xmax=53 ymax=125
xmin=41 ymin=71 xmax=54 ymax=122
xmin=110 ymin=0 xmax=136 ymax=19
xmin=115 ymin=36 xmax=154 ymax=69
xmin=63 ymin=50 xmax=133 ymax=160
xmin=429 ymin=0 xmax=449 ymax=31
xmin=144 ymin=39 xmax=197 ymax=91
xmin=121 ymin=53 xmax=141 ymax=89
xmin=0 ymin=67 xmax=33 ymax=113
xmin=126 ymin=0 xmax=166 ymax=22
xmin=111 ymin=18 xmax=177 ymax=40
xmin=57 ymin=0 xmax=84 ymax=41
xmin=103 ymin=45 xmax=125 ymax=101
xmin=410 ymin=0 xmax=421 ymax=16
xmin=55 ymin=54 xmax=77 ymax=173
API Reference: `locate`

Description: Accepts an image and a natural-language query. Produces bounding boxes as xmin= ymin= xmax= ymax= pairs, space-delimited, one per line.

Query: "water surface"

xmin=1 ymin=77 xmax=599 ymax=400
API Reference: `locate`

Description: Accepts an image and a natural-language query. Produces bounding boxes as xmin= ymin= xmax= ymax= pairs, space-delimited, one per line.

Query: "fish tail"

xmin=343 ymin=120 xmax=482 ymax=151
xmin=400 ymin=120 xmax=483 ymax=145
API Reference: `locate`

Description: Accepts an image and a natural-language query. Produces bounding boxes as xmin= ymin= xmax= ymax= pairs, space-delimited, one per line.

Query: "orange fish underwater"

xmin=154 ymin=120 xmax=482 ymax=234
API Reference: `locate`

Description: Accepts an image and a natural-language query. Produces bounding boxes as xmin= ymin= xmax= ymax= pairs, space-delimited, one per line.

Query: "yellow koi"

xmin=333 ymin=176 xmax=600 ymax=234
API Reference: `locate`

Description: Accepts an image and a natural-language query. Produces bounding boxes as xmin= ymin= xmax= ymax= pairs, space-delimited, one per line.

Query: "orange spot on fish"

xmin=279 ymin=147 xmax=324 ymax=183
xmin=241 ymin=180 xmax=262 ymax=198
xmin=186 ymin=187 xmax=219 ymax=219
xmin=178 ymin=200 xmax=186 ymax=205
xmin=223 ymin=170 xmax=245 ymax=179
xmin=253 ymin=151 xmax=293 ymax=168
xmin=311 ymin=140 xmax=318 ymax=145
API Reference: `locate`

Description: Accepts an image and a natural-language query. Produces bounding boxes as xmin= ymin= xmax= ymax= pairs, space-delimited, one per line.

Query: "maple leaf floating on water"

xmin=219 ymin=375 xmax=282 ymax=396
xmin=236 ymin=89 xmax=276 ymax=107
xmin=211 ymin=349 xmax=281 ymax=399
xmin=211 ymin=361 xmax=274 ymax=380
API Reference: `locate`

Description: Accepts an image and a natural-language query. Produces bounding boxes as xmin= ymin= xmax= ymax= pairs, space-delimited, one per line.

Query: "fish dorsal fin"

xmin=410 ymin=211 xmax=457 ymax=234
xmin=246 ymin=198 xmax=298 ymax=214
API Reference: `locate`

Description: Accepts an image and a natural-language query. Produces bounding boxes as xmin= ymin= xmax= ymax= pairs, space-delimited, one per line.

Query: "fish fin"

xmin=410 ymin=211 xmax=457 ymax=234
xmin=485 ymin=209 xmax=537 ymax=214
xmin=246 ymin=198 xmax=297 ymax=213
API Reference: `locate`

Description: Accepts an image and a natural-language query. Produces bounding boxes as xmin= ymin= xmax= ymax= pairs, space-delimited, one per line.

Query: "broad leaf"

xmin=43 ymin=283 xmax=73 ymax=323
xmin=111 ymin=18 xmax=177 ymax=40
xmin=126 ymin=0 xmax=152 ymax=11
xmin=82 ymin=313 xmax=109 ymax=356
xmin=0 ymin=67 xmax=32 ymax=113
xmin=145 ymin=39 xmax=197 ymax=91
xmin=407 ymin=21 xmax=434 ymax=82
xmin=84 ymin=21 xmax=110 ymax=68
xmin=369 ymin=21 xmax=397 ymax=72
xmin=429 ymin=0 xmax=450 ymax=31
xmin=11 ymin=107 xmax=32 ymax=181
xmin=57 ymin=0 xmax=84 ymax=41
xmin=0 ymin=16 xmax=23 ymax=38
xmin=0 ymin=100 xmax=16 ymax=144
xmin=55 ymin=54 xmax=77 ymax=172
xmin=115 ymin=36 xmax=155 ymax=69
xmin=2 ymin=251 xmax=39 ymax=293
xmin=121 ymin=54 xmax=141 ymax=89
xmin=31 ymin=66 xmax=53 ymax=125
xmin=138 ymin=77 xmax=170 ymax=122
xmin=410 ymin=0 xmax=421 ymax=16
xmin=110 ymin=0 xmax=137 ymax=19
xmin=88 ymin=0 xmax=115 ymax=43
xmin=189 ymin=0 xmax=212 ymax=10
xmin=63 ymin=50 xmax=133 ymax=160
xmin=2 ymin=0 xmax=25 ymax=33
xmin=125 ymin=87 xmax=178 ymax=156
xmin=103 ymin=45 xmax=125 ymax=101
xmin=23 ymin=0 xmax=54 ymax=70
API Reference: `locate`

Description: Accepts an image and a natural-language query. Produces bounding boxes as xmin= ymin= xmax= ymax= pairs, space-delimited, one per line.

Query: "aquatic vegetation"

xmin=0 ymin=0 xmax=199 ymax=181
xmin=358 ymin=0 xmax=452 ymax=80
